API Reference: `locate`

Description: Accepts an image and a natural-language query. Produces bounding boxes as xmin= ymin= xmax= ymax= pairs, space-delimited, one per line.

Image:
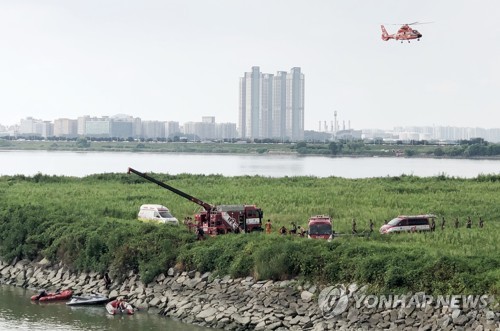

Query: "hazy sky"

xmin=1 ymin=0 xmax=499 ymax=130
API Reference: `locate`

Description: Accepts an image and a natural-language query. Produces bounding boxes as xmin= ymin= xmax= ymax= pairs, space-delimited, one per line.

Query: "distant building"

xmin=239 ymin=66 xmax=304 ymax=141
xmin=165 ymin=121 xmax=180 ymax=139
xmin=142 ymin=121 xmax=165 ymax=139
xmin=77 ymin=116 xmax=90 ymax=136
xmin=86 ymin=117 xmax=111 ymax=137
xmin=36 ymin=121 xmax=53 ymax=138
xmin=110 ymin=114 xmax=134 ymax=139
xmin=181 ymin=117 xmax=236 ymax=140
xmin=336 ymin=129 xmax=362 ymax=141
xmin=54 ymin=118 xmax=78 ymax=138
xmin=19 ymin=117 xmax=41 ymax=136
xmin=216 ymin=123 xmax=237 ymax=140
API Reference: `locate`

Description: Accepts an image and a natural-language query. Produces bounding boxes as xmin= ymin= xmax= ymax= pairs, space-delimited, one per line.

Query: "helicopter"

xmin=381 ymin=22 xmax=431 ymax=43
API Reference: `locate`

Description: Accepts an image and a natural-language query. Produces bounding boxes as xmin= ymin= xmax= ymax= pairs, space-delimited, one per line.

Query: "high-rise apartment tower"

xmin=239 ymin=66 xmax=304 ymax=141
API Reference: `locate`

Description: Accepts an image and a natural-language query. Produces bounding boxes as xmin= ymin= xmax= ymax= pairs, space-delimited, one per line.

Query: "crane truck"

xmin=127 ymin=167 xmax=263 ymax=235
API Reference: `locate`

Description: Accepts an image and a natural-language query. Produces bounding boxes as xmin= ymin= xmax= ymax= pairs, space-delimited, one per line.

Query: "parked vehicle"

xmin=308 ymin=215 xmax=333 ymax=241
xmin=137 ymin=204 xmax=179 ymax=225
xmin=379 ymin=214 xmax=435 ymax=234
xmin=31 ymin=289 xmax=73 ymax=301
xmin=66 ymin=293 xmax=109 ymax=306
xmin=128 ymin=168 xmax=263 ymax=235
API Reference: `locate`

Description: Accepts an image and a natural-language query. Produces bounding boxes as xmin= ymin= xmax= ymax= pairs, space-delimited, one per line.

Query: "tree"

xmin=295 ymin=142 xmax=307 ymax=149
xmin=404 ymin=149 xmax=416 ymax=157
xmin=76 ymin=138 xmax=90 ymax=148
xmin=465 ymin=144 xmax=487 ymax=157
xmin=434 ymin=147 xmax=444 ymax=157
xmin=328 ymin=142 xmax=343 ymax=155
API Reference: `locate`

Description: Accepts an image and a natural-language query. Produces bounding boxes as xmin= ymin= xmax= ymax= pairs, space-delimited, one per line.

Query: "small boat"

xmin=31 ymin=289 xmax=73 ymax=302
xmin=66 ymin=294 xmax=109 ymax=306
xmin=106 ymin=299 xmax=135 ymax=315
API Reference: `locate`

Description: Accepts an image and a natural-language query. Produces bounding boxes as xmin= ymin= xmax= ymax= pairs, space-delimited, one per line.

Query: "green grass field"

xmin=0 ymin=173 xmax=498 ymax=295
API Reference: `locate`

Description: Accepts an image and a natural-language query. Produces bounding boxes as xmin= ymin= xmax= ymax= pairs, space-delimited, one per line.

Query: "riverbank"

xmin=1 ymin=259 xmax=498 ymax=330
xmin=1 ymin=174 xmax=499 ymax=296
xmin=2 ymin=139 xmax=500 ymax=159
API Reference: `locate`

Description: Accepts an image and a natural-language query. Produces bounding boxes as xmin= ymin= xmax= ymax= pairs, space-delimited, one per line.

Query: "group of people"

xmin=190 ymin=215 xmax=485 ymax=239
xmin=350 ymin=219 xmax=376 ymax=234
xmin=265 ymin=220 xmax=307 ymax=236
xmin=430 ymin=216 xmax=485 ymax=231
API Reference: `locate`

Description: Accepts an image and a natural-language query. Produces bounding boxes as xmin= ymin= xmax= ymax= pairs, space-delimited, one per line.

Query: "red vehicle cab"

xmin=307 ymin=215 xmax=333 ymax=241
xmin=379 ymin=214 xmax=435 ymax=234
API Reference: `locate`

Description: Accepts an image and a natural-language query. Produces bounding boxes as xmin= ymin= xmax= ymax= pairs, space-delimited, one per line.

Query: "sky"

xmin=1 ymin=0 xmax=499 ymax=130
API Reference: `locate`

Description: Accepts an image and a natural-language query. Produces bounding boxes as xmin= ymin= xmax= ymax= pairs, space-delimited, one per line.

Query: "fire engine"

xmin=127 ymin=168 xmax=263 ymax=235
xmin=307 ymin=215 xmax=333 ymax=241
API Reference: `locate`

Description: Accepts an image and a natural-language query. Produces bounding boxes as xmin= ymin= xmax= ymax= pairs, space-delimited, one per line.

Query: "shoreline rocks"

xmin=1 ymin=259 xmax=498 ymax=330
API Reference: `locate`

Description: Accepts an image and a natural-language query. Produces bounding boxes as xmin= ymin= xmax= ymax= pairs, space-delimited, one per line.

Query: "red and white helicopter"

xmin=381 ymin=22 xmax=432 ymax=43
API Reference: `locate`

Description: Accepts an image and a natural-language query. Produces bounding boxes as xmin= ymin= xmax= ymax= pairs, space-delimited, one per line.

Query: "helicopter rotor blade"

xmin=387 ymin=21 xmax=434 ymax=26
xmin=409 ymin=21 xmax=434 ymax=25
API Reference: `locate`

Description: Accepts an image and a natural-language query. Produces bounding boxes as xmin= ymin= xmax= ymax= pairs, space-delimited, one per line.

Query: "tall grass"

xmin=0 ymin=173 xmax=498 ymax=294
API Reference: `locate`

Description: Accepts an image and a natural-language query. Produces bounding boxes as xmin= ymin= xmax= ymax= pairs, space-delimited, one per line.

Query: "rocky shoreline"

xmin=1 ymin=258 xmax=498 ymax=330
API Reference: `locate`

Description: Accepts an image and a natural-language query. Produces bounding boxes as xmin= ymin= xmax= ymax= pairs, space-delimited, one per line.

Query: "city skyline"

xmin=3 ymin=114 xmax=500 ymax=143
xmin=0 ymin=1 xmax=499 ymax=130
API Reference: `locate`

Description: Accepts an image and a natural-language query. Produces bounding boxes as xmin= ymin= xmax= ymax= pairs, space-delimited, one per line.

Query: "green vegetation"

xmin=0 ymin=139 xmax=296 ymax=154
xmin=2 ymin=138 xmax=500 ymax=158
xmin=0 ymin=173 xmax=499 ymax=295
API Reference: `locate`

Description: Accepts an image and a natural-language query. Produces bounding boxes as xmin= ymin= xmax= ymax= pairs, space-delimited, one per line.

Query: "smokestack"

xmin=334 ymin=111 xmax=338 ymax=135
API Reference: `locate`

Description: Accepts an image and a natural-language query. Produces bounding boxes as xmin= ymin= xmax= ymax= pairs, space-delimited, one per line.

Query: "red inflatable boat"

xmin=31 ymin=289 xmax=73 ymax=301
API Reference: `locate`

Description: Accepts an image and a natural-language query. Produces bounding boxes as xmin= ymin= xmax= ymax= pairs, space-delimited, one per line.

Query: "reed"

xmin=0 ymin=173 xmax=498 ymax=294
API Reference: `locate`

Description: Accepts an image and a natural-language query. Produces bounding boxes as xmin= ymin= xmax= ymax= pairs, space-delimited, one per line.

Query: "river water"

xmin=1 ymin=150 xmax=500 ymax=178
xmin=0 ymin=285 xmax=212 ymax=331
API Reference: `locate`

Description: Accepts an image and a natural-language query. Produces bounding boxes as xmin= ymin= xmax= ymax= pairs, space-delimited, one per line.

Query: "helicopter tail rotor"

xmin=380 ymin=25 xmax=391 ymax=41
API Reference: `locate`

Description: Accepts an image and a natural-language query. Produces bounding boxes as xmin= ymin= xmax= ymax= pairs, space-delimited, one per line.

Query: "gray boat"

xmin=66 ymin=294 xmax=109 ymax=306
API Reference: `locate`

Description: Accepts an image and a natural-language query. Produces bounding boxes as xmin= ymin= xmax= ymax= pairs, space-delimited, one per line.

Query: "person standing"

xmin=290 ymin=222 xmax=297 ymax=234
xmin=430 ymin=218 xmax=436 ymax=232
xmin=352 ymin=219 xmax=357 ymax=234
xmin=454 ymin=218 xmax=459 ymax=229
xmin=265 ymin=219 xmax=272 ymax=234
xmin=196 ymin=227 xmax=205 ymax=240
xmin=369 ymin=219 xmax=374 ymax=233
xmin=466 ymin=217 xmax=472 ymax=229
xmin=479 ymin=217 xmax=484 ymax=228
xmin=441 ymin=217 xmax=445 ymax=230
xmin=104 ymin=272 xmax=112 ymax=289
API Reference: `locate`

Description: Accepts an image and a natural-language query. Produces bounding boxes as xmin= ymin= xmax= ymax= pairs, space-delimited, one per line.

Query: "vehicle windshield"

xmin=309 ymin=223 xmax=332 ymax=235
xmin=388 ymin=218 xmax=402 ymax=226
xmin=159 ymin=211 xmax=174 ymax=218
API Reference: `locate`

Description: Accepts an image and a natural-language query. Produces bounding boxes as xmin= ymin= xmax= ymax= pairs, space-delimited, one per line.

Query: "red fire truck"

xmin=307 ymin=215 xmax=333 ymax=241
xmin=127 ymin=168 xmax=263 ymax=235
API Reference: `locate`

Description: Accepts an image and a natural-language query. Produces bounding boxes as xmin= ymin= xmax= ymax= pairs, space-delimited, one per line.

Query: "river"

xmin=1 ymin=150 xmax=499 ymax=178
xmin=0 ymin=285 xmax=212 ymax=331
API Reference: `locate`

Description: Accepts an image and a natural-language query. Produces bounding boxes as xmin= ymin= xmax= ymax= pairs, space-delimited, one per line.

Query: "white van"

xmin=137 ymin=204 xmax=179 ymax=225
xmin=379 ymin=214 xmax=435 ymax=234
